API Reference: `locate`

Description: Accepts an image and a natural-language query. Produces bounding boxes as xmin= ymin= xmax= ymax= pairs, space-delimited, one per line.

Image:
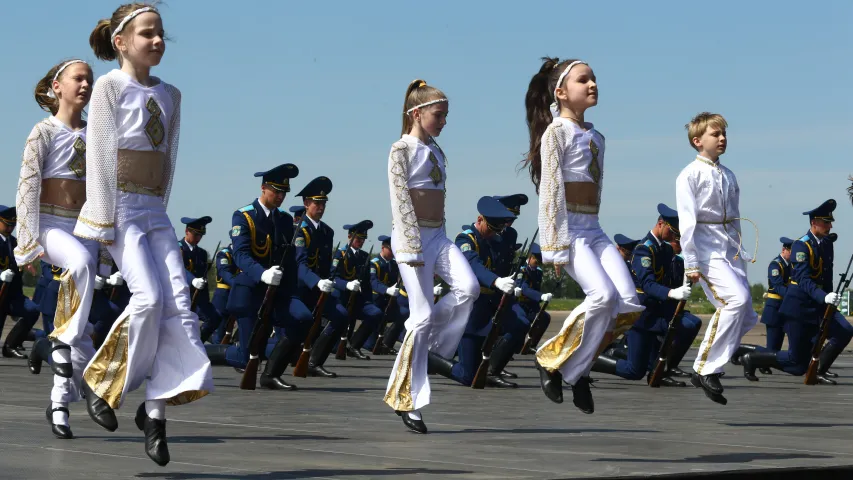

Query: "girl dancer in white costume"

xmin=74 ymin=3 xmax=213 ymax=466
xmin=17 ymin=59 xmax=122 ymax=440
xmin=384 ymin=79 xmax=479 ymax=434
xmin=523 ymin=58 xmax=644 ymax=413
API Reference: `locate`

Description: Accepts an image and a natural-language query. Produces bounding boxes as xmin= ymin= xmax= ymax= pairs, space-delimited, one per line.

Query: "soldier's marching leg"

xmin=449 ymin=334 xmax=484 ymax=387
xmin=742 ymin=348 xmax=779 ymax=381
xmin=774 ymin=319 xmax=815 ymax=377
xmin=260 ymin=296 xmax=312 ymax=389
xmin=348 ymin=303 xmax=383 ymax=359
xmin=2 ymin=298 xmax=39 ymax=359
xmin=260 ymin=336 xmax=298 ymax=390
xmin=818 ymin=313 xmax=853 ymax=383
xmin=486 ymin=336 xmax=519 ymax=388
xmin=308 ymin=297 xmax=348 ymax=377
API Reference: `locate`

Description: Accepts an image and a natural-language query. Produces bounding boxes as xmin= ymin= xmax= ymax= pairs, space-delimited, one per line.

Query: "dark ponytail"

xmin=522 ymin=57 xmax=581 ymax=192
xmin=401 ymin=79 xmax=447 ymax=137
xmin=89 ymin=2 xmax=158 ymax=62
xmin=33 ymin=60 xmax=92 ymax=115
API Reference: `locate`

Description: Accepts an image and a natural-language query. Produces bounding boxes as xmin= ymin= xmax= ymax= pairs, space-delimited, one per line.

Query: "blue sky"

xmin=2 ymin=1 xmax=851 ymax=284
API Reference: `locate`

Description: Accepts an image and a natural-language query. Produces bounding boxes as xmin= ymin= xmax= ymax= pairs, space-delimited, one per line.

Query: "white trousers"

xmin=83 ymin=193 xmax=213 ymax=409
xmin=40 ymin=214 xmax=100 ymax=346
xmin=693 ymin=257 xmax=758 ymax=375
xmin=536 ymin=228 xmax=644 ymax=384
xmin=384 ymin=226 xmax=479 ymax=411
xmin=39 ymin=214 xmax=100 ymax=404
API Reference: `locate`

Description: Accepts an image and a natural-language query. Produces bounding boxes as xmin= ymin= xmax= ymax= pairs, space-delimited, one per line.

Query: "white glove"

xmin=0 ymin=269 xmax=14 ymax=283
xmin=668 ymin=284 xmax=692 ymax=301
xmin=94 ymin=276 xmax=106 ymax=290
xmin=541 ymin=293 xmax=553 ymax=302
xmin=433 ymin=285 xmax=444 ymax=296
xmin=346 ymin=280 xmax=361 ymax=292
xmin=260 ymin=266 xmax=283 ymax=286
xmin=494 ymin=276 xmax=515 ymax=294
xmin=825 ymin=292 xmax=840 ymax=306
xmin=106 ymin=271 xmax=124 ymax=286
xmin=514 ymin=287 xmax=522 ymax=297
xmin=191 ymin=277 xmax=207 ymax=289
xmin=386 ymin=284 xmax=399 ymax=297
xmin=317 ymin=279 xmax=334 ymax=293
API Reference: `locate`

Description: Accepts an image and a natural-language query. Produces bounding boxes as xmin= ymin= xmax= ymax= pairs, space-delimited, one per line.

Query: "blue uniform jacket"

xmin=456 ymin=227 xmax=498 ymax=294
xmin=779 ymin=231 xmax=833 ymax=324
xmin=518 ymin=264 xmax=544 ymax=310
xmin=215 ymin=246 xmax=239 ymax=289
xmin=631 ymin=232 xmax=674 ymax=332
xmin=230 ymin=199 xmax=298 ymax=292
xmin=179 ymin=239 xmax=210 ymax=293
xmin=371 ymin=255 xmax=400 ymax=303
xmin=294 ymin=217 xmax=335 ymax=294
xmin=331 ymin=247 xmax=372 ymax=306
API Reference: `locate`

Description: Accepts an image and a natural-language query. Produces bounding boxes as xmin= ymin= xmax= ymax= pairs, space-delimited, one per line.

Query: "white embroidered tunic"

xmin=537 ymin=118 xmax=605 ymax=265
xmin=387 ymin=134 xmax=447 ymax=265
xmin=675 ymin=155 xmax=744 ymax=273
xmin=14 ymin=117 xmax=88 ymax=265
xmin=73 ymin=69 xmax=180 ymax=244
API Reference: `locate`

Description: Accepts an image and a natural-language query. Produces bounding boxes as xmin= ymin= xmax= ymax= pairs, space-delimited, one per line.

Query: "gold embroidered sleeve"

xmin=388 ymin=142 xmax=423 ymax=265
xmin=14 ymin=121 xmax=53 ymax=265
xmin=537 ymin=123 xmax=571 ymax=265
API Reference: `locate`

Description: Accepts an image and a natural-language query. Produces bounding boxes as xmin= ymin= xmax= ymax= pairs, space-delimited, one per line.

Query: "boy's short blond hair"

xmin=685 ymin=112 xmax=728 ymax=151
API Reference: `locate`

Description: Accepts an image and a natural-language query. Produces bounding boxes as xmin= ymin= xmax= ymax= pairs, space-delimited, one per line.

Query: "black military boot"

xmin=817 ymin=342 xmax=844 ymax=386
xmin=742 ymin=351 xmax=780 ymax=381
xmin=308 ymin=330 xmax=338 ymax=378
xmin=204 ymin=344 xmax=229 ymax=366
xmin=667 ymin=336 xmax=695 ymax=377
xmin=486 ymin=338 xmax=518 ymax=388
xmin=382 ymin=322 xmax=404 ymax=353
xmin=135 ymin=403 xmax=170 ymax=466
xmin=691 ymin=373 xmax=728 ymax=405
xmin=82 ymin=380 xmax=118 ymax=431
xmin=535 ymin=358 xmax=563 ymax=404
xmin=591 ymin=354 xmax=618 ymax=376
xmin=2 ymin=319 xmax=30 ymax=359
xmin=730 ymin=344 xmax=760 ymax=366
xmin=260 ymin=337 xmax=298 ymax=390
xmin=346 ymin=323 xmax=372 ymax=360
xmin=427 ymin=351 xmax=456 ymax=378
xmin=28 ymin=337 xmax=51 ymax=374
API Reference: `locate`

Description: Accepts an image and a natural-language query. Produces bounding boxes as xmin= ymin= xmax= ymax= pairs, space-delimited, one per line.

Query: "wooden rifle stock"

xmin=471 ymin=293 xmax=510 ymax=389
xmin=239 ymin=284 xmax=277 ymax=390
xmin=292 ymin=292 xmax=329 ymax=377
xmin=220 ymin=314 xmax=237 ymax=345
xmin=521 ymin=299 xmax=550 ymax=354
xmin=804 ymin=252 xmax=853 ymax=385
xmin=804 ymin=305 xmax=835 ymax=385
xmin=648 ymin=295 xmax=689 ymax=388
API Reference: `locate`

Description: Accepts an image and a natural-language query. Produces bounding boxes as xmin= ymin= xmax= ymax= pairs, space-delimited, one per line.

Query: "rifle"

xmin=191 ymin=241 xmax=221 ymax=311
xmin=522 ymin=272 xmax=562 ymax=354
xmin=239 ymin=227 xmax=299 ymax=390
xmin=804 ymin=252 xmax=853 ymax=385
xmin=336 ymin=245 xmax=374 ymax=360
xmin=471 ymin=229 xmax=537 ymax=389
xmin=373 ymin=269 xmax=402 ymax=355
xmin=648 ymin=281 xmax=693 ymax=387
xmin=220 ymin=314 xmax=237 ymax=345
xmin=293 ymin=237 xmax=350 ymax=377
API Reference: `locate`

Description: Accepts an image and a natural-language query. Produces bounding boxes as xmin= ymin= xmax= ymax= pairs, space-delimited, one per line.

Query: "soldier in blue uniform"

xmin=178 ymin=216 xmax=221 ymax=343
xmin=761 ymin=237 xmax=794 ymax=351
xmin=516 ymin=243 xmax=554 ymax=353
xmin=289 ymin=206 xmax=305 ymax=227
xmin=364 ymin=235 xmax=407 ymax=354
xmin=210 ymin=239 xmax=239 ymax=344
xmin=37 ymin=262 xmax=62 ymax=335
xmin=743 ymin=200 xmax=853 ymax=384
xmin=427 ymin=196 xmax=517 ymax=387
xmin=0 ymin=206 xmax=41 ymax=359
xmin=292 ymin=176 xmax=350 ymax=378
xmin=600 ymin=234 xmax=643 ymax=360
xmin=218 ymin=164 xmax=314 ymax=390
xmin=329 ymin=220 xmax=383 ymax=359
xmin=491 ymin=194 xmax=527 ymax=277
xmin=591 ymin=204 xmax=697 ymax=387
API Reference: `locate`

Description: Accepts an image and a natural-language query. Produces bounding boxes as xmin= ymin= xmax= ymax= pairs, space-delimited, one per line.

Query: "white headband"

xmin=406 ymin=98 xmax=448 ymax=115
xmin=549 ymin=60 xmax=587 ymax=118
xmin=46 ymin=60 xmax=88 ymax=99
xmin=110 ymin=7 xmax=157 ymax=48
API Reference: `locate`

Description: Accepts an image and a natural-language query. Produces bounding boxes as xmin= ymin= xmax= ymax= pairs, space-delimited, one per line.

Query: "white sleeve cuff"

xmin=13 ymin=244 xmax=44 ymax=267
xmin=73 ymin=221 xmax=115 ymax=245
xmin=395 ymin=252 xmax=424 ymax=266
xmin=542 ymin=248 xmax=571 ymax=266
